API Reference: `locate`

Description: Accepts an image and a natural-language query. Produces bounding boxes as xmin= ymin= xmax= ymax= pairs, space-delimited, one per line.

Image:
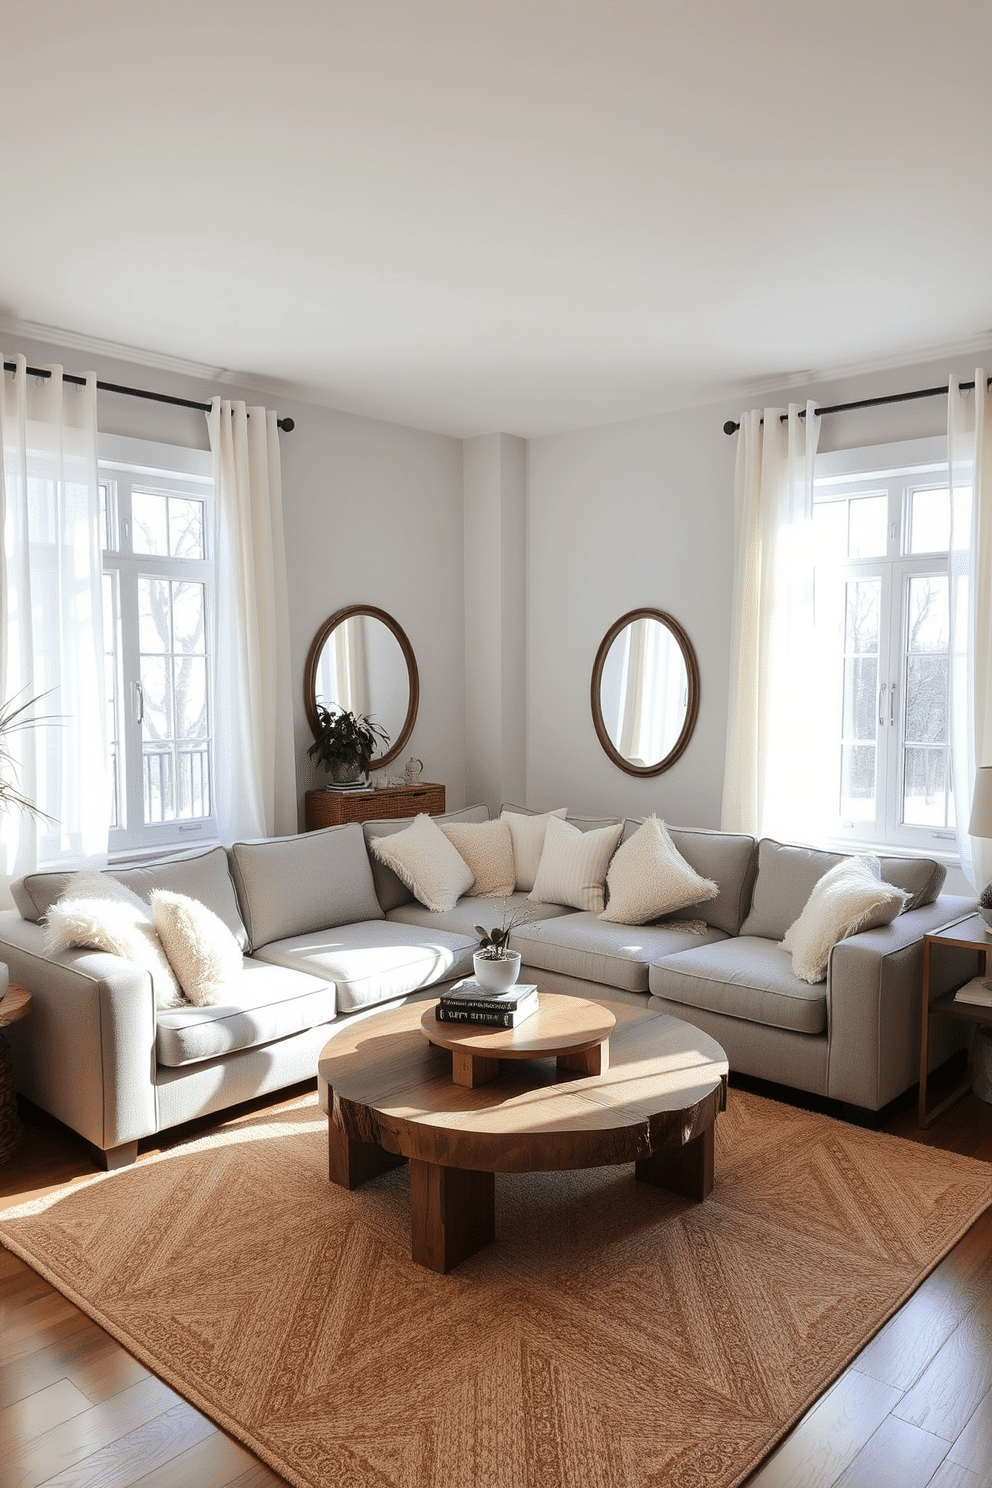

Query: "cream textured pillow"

xmin=45 ymin=888 xmax=183 ymax=1009
xmin=500 ymin=807 xmax=568 ymax=892
xmin=368 ymin=813 xmax=475 ymax=912
xmin=598 ymin=816 xmax=719 ymax=925
xmin=782 ymin=855 xmax=909 ymax=985
xmin=439 ymin=819 xmax=515 ymax=898
xmin=529 ymin=815 xmax=623 ymax=912
xmin=151 ymin=890 xmax=245 ymax=1007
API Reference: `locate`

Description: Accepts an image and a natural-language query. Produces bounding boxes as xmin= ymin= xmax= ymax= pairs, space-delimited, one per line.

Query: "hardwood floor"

xmin=1 ymin=1074 xmax=991 ymax=1488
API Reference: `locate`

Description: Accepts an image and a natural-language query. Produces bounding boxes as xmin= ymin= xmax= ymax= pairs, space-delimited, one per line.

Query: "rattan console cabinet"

xmin=304 ymin=782 xmax=445 ymax=830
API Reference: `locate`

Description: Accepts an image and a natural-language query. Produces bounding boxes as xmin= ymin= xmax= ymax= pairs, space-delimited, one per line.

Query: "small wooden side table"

xmin=421 ymin=995 xmax=617 ymax=1088
xmin=304 ymin=781 xmax=445 ymax=830
xmin=0 ymin=985 xmax=32 ymax=1163
xmin=919 ymin=913 xmax=990 ymax=1128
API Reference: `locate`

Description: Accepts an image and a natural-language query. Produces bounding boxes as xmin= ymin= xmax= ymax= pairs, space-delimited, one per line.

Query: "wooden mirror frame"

xmin=303 ymin=604 xmax=420 ymax=771
xmin=590 ymin=608 xmax=700 ymax=777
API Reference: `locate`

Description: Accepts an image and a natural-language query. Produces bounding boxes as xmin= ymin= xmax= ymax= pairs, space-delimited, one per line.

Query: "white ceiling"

xmin=2 ymin=1 xmax=991 ymax=438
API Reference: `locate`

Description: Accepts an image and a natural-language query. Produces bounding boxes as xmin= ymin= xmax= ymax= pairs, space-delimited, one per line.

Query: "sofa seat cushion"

xmin=252 ymin=921 xmax=477 ymax=1013
xmin=386 ymin=892 xmax=574 ymax=939
xmin=156 ymin=959 xmax=336 ymax=1067
xmin=511 ymin=912 xmax=727 ymax=994
xmin=649 ymin=936 xmax=828 ymax=1035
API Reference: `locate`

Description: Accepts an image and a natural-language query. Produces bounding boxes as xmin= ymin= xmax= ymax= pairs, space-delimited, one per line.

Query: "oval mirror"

xmin=304 ymin=605 xmax=419 ymax=770
xmin=590 ymin=609 xmax=699 ymax=776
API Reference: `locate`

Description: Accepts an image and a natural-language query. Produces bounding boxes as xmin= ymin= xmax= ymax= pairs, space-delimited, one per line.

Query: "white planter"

xmin=473 ymin=950 xmax=521 ymax=992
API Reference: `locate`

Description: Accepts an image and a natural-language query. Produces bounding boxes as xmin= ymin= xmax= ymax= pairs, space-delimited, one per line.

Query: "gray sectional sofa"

xmin=0 ymin=804 xmax=976 ymax=1168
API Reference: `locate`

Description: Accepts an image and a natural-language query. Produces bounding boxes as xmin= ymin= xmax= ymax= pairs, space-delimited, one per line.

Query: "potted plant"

xmin=472 ymin=901 xmax=539 ymax=992
xmin=0 ymin=691 xmax=56 ymax=1000
xmin=307 ymin=704 xmax=390 ymax=785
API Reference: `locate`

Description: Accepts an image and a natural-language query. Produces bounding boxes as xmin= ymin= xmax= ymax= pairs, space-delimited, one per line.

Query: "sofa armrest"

xmin=825 ymin=894 xmax=977 ymax=1109
xmin=0 ymin=909 xmax=158 ymax=1153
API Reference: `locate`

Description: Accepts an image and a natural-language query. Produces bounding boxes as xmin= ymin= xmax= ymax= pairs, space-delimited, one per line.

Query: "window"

xmin=99 ymin=435 xmax=216 ymax=856
xmin=811 ymin=436 xmax=956 ymax=855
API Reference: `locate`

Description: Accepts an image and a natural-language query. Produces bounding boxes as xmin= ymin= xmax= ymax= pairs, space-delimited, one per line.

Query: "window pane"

xmin=143 ymin=750 xmax=174 ymax=824
xmin=907 ymin=575 xmax=948 ymax=653
xmin=909 ymin=488 xmax=950 ymax=554
xmin=841 ymin=743 xmax=877 ymax=821
xmin=848 ymin=495 xmax=888 ymax=558
xmin=139 ymin=578 xmax=171 ymax=654
xmin=845 ymin=579 xmax=880 ymax=654
xmin=172 ymin=582 xmax=205 ymax=654
xmin=903 ymin=746 xmax=952 ymax=828
xmin=132 ymin=491 xmax=169 ymax=556
xmin=169 ymin=498 xmax=204 ymax=559
xmin=174 ymin=656 xmax=207 ymax=739
xmin=103 ymin=574 xmax=120 ymax=830
xmin=812 ymin=501 xmax=848 ymax=561
xmin=905 ymin=656 xmax=947 ymax=743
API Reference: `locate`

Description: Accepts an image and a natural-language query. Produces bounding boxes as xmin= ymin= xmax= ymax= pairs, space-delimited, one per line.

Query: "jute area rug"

xmin=2 ymin=1091 xmax=990 ymax=1488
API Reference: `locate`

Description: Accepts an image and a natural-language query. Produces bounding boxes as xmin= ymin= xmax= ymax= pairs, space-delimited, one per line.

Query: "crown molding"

xmin=0 ymin=317 xmax=234 ymax=386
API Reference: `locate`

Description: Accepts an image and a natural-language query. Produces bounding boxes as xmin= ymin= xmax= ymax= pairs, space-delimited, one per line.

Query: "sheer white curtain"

xmin=948 ymin=370 xmax=992 ymax=889
xmin=722 ymin=401 xmax=821 ymax=838
xmin=208 ymin=399 xmax=296 ymax=841
xmin=0 ymin=355 xmax=108 ymax=874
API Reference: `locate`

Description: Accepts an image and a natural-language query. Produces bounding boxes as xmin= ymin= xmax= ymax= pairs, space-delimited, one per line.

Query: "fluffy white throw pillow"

xmin=45 ymin=877 xmax=183 ymax=1009
xmin=369 ymin=813 xmax=475 ymax=912
xmin=151 ymin=890 xmax=245 ymax=1006
xmin=783 ymin=855 xmax=909 ymax=985
xmin=499 ymin=807 xmax=567 ymax=892
xmin=439 ymin=819 xmax=516 ymax=898
xmin=598 ymin=816 xmax=719 ymax=925
xmin=529 ymin=815 xmax=623 ymax=912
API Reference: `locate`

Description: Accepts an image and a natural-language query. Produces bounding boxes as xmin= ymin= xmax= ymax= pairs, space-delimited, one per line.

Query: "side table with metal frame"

xmin=919 ymin=913 xmax=991 ymax=1128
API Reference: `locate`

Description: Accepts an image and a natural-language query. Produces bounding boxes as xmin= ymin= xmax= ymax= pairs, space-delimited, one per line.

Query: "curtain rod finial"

xmin=723 ymin=420 xmax=740 ymax=435
xmin=277 ymin=417 xmax=295 ymax=433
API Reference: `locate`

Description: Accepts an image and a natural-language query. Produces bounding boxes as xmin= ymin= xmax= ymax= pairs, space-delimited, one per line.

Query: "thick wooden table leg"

xmin=636 ymin=1122 xmax=715 ymax=1201
xmin=450 ymin=1048 xmax=500 ymax=1088
xmin=409 ymin=1159 xmax=496 ymax=1273
xmin=328 ymin=1117 xmax=406 ymax=1190
xmin=557 ymin=1038 xmax=609 ymax=1077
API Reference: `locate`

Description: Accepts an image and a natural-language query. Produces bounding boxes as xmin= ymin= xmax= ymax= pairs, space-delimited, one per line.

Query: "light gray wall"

xmin=2 ymin=331 xmax=468 ymax=834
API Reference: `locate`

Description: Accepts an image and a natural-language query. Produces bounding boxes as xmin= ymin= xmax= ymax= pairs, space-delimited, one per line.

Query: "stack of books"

xmin=435 ymin=978 xmax=539 ymax=1028
xmin=953 ymin=977 xmax=992 ymax=1007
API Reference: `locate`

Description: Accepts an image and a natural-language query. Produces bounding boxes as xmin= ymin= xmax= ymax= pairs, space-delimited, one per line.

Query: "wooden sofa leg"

xmin=97 ymin=1140 xmax=139 ymax=1171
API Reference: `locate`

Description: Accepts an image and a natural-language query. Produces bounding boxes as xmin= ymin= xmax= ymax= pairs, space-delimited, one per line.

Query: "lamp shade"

xmin=969 ymin=766 xmax=992 ymax=838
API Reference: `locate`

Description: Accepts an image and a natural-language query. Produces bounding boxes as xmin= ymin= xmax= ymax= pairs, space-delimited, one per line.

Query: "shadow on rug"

xmin=2 ymin=1090 xmax=990 ymax=1488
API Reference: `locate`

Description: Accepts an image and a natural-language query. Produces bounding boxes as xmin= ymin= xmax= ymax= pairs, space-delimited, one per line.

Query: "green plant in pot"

xmin=473 ymin=901 xmax=539 ymax=992
xmin=307 ymin=703 xmax=390 ymax=785
xmin=0 ymin=690 xmax=57 ymax=1001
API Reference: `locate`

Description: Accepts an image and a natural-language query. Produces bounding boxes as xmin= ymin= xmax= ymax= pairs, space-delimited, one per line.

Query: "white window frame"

xmin=812 ymin=434 xmax=958 ymax=862
xmin=99 ymin=433 xmax=218 ymax=860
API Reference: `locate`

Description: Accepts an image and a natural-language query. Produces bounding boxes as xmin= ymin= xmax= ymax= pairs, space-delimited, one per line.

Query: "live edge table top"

xmin=317 ymin=995 xmax=728 ymax=1177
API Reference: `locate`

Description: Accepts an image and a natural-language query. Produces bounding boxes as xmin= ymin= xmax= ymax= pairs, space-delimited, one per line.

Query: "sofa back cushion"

xmin=616 ymin=821 xmax=758 ymax=937
xmin=363 ymin=804 xmax=490 ymax=912
xmin=12 ymin=845 xmax=249 ymax=951
xmin=740 ymin=838 xmax=946 ymax=942
xmin=230 ymin=823 xmax=382 ymax=950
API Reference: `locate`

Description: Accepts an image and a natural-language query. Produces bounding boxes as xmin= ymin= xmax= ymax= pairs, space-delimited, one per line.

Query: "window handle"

xmin=132 ymin=680 xmax=144 ymax=725
xmin=878 ymin=685 xmax=885 ymax=727
xmin=890 ymin=682 xmax=896 ymax=726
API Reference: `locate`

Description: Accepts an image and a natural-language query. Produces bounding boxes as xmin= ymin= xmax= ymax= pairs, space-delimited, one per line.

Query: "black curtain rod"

xmin=2 ymin=360 xmax=295 ymax=432
xmin=721 ymin=377 xmax=990 ymax=436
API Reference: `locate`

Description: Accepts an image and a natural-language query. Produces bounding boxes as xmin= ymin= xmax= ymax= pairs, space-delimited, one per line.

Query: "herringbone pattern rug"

xmin=2 ymin=1090 xmax=990 ymax=1488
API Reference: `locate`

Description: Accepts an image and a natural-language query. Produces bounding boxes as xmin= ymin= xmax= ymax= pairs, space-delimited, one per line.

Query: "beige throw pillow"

xmin=500 ymin=807 xmax=568 ymax=892
xmin=783 ymin=855 xmax=909 ymax=985
xmin=45 ymin=874 xmax=183 ymax=1009
xmin=529 ymin=815 xmax=623 ymax=913
xmin=151 ymin=890 xmax=245 ymax=1006
xmin=598 ymin=816 xmax=718 ymax=925
xmin=368 ymin=813 xmax=475 ymax=912
xmin=440 ymin=819 xmax=516 ymax=898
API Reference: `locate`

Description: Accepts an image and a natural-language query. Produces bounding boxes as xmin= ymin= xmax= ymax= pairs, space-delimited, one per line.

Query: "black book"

xmin=439 ymin=978 xmax=538 ymax=1013
xmin=434 ymin=996 xmax=538 ymax=1029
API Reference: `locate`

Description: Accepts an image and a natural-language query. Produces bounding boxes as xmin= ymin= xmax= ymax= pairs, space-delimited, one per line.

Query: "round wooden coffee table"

xmin=318 ymin=994 xmax=728 ymax=1273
